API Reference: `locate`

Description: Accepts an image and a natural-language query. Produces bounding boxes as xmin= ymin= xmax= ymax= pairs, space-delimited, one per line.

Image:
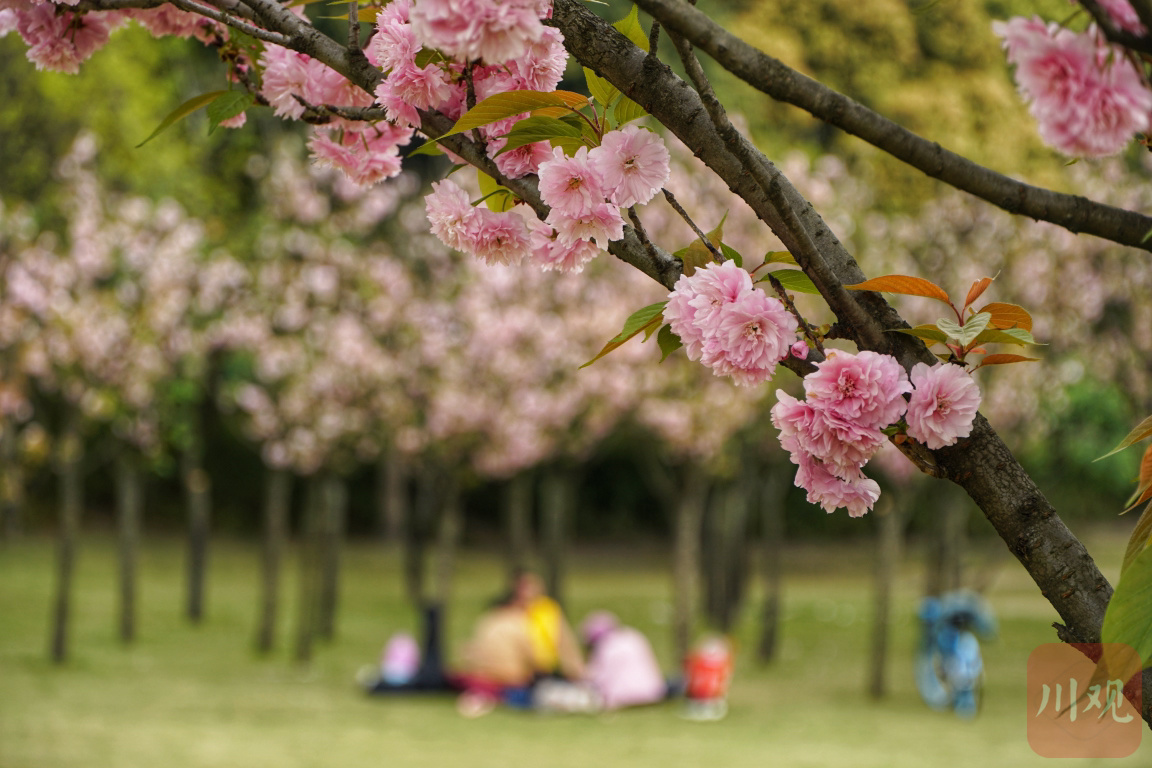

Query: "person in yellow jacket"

xmin=515 ymin=570 xmax=585 ymax=681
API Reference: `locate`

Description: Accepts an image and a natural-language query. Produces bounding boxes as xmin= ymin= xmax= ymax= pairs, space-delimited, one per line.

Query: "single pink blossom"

xmin=790 ymin=340 xmax=809 ymax=359
xmin=794 ymin=454 xmax=881 ymax=518
xmin=409 ymin=0 xmax=546 ymax=65
xmin=425 ymin=178 xmax=477 ymax=252
xmin=803 ymin=350 xmax=910 ymax=430
xmin=905 ymin=362 xmax=982 ymax=449
xmin=994 ymin=17 xmax=1152 ymax=157
xmin=1088 ymin=0 xmax=1146 ymax=35
xmin=700 ymin=289 xmax=795 ymax=386
xmin=379 ymin=61 xmax=453 ymax=111
xmin=771 ymin=391 xmax=884 ymax=474
xmin=546 ymin=201 xmax=624 ymax=246
xmin=491 ymin=139 xmax=553 ymax=179
xmin=663 ymin=260 xmax=753 ymax=361
xmin=590 ymin=125 xmax=670 ymax=208
xmin=309 ymin=123 xmax=412 ymax=186
xmin=537 ymin=146 xmax=606 ymax=217
xmin=367 ymin=16 xmax=417 ymax=72
xmin=529 ymin=222 xmax=600 ymax=273
xmin=465 ymin=207 xmax=534 ymax=265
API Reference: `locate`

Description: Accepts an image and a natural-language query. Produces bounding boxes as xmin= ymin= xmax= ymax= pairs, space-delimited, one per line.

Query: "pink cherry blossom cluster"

xmin=425 ymin=125 xmax=671 ymax=273
xmin=0 ymin=2 xmax=121 ymax=74
xmin=771 ymin=351 xmax=982 ymax=517
xmin=994 ymin=16 xmax=1152 ymax=157
xmin=663 ymin=260 xmax=796 ymax=387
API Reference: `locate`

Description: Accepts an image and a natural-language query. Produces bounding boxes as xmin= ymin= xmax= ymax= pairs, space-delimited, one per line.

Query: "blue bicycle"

xmin=916 ymin=591 xmax=997 ymax=718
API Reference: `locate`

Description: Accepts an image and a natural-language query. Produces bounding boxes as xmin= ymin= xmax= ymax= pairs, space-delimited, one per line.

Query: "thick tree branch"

xmin=551 ymin=0 xmax=1119 ymax=670
xmin=633 ymin=0 xmax=1152 ymax=254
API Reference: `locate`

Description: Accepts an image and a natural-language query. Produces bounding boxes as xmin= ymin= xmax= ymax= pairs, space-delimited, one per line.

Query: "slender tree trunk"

xmin=702 ymin=481 xmax=750 ymax=633
xmin=294 ymin=476 xmax=321 ymax=664
xmin=49 ymin=412 xmax=82 ymax=664
xmin=377 ymin=448 xmax=407 ymax=543
xmin=757 ymin=470 xmax=785 ymax=664
xmin=433 ymin=473 xmax=462 ymax=606
xmin=316 ymin=473 xmax=347 ymax=642
xmin=183 ymin=421 xmax=212 ymax=624
xmin=925 ymin=492 xmax=967 ymax=596
xmin=116 ymin=452 xmax=143 ymax=644
xmin=256 ymin=468 xmax=291 ymax=654
xmin=540 ymin=468 xmax=573 ymax=605
xmin=1 ymin=421 xmax=23 ymax=543
xmin=503 ymin=473 xmax=534 ymax=579
xmin=405 ymin=464 xmax=438 ymax=608
xmin=672 ymin=464 xmax=707 ymax=663
xmin=868 ymin=496 xmax=906 ymax=699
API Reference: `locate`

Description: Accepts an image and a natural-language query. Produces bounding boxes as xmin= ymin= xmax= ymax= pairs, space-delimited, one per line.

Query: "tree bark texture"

xmin=256 ymin=468 xmax=291 ymax=654
xmin=49 ymin=413 xmax=82 ymax=664
xmin=116 ymin=453 xmax=143 ymax=644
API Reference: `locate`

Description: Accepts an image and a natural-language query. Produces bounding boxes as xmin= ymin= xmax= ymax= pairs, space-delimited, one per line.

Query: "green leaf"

xmin=970 ymin=326 xmax=1039 ymax=347
xmin=414 ymin=48 xmax=447 ymax=68
xmin=1123 ymin=500 xmax=1152 ymax=574
xmin=583 ymin=67 xmax=620 ymax=108
xmin=582 ymin=301 xmax=666 ymax=368
xmin=613 ymin=95 xmax=647 ymax=126
xmin=720 ymin=242 xmax=743 ymax=268
xmin=613 ymin=4 xmax=649 ymax=51
xmin=476 ymin=170 xmax=516 ymax=212
xmin=1124 ymin=444 xmax=1152 ymax=512
xmin=1101 ymin=545 xmax=1152 ymax=670
xmin=673 ymin=213 xmax=726 ymax=276
xmin=406 ymin=140 xmax=445 ymax=157
xmin=550 ymin=136 xmax=588 ymax=155
xmin=440 ymin=91 xmax=589 ymax=138
xmin=938 ymin=311 xmax=990 ymax=347
xmin=205 ymin=91 xmax=252 ymax=135
xmin=889 ymin=324 xmax=949 ymax=344
xmin=496 ymin=116 xmax=583 ymax=155
xmin=1099 ymin=413 xmax=1152 ymax=462
xmin=137 ymin=90 xmax=226 ymax=148
xmin=657 ymin=324 xmax=682 ymax=362
xmin=762 ymin=250 xmax=798 ymax=266
xmin=762 ymin=269 xmax=820 ymax=295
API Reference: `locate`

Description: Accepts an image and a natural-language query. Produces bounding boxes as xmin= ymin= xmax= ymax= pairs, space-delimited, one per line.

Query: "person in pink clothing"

xmin=580 ymin=611 xmax=668 ymax=710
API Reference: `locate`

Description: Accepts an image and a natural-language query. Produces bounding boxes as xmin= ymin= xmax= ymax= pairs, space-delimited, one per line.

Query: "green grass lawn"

xmin=0 ymin=528 xmax=1147 ymax=768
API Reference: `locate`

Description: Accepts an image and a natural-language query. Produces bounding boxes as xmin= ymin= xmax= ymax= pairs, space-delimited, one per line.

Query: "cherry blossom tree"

xmin=5 ymin=0 xmax=1152 ymax=723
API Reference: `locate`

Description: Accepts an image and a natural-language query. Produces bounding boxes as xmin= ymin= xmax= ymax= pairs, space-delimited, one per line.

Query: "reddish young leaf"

xmin=1123 ymin=444 xmax=1152 ymax=512
xmin=975 ymin=353 xmax=1040 ymax=368
xmin=978 ymin=302 xmax=1033 ymax=331
xmin=963 ymin=277 xmax=994 ymax=312
xmin=844 ymin=275 xmax=951 ymax=305
xmin=1122 ymin=494 xmax=1152 ymax=574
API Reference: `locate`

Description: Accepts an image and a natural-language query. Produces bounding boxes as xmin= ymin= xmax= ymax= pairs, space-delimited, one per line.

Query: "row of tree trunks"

xmin=49 ymin=410 xmax=82 ymax=664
